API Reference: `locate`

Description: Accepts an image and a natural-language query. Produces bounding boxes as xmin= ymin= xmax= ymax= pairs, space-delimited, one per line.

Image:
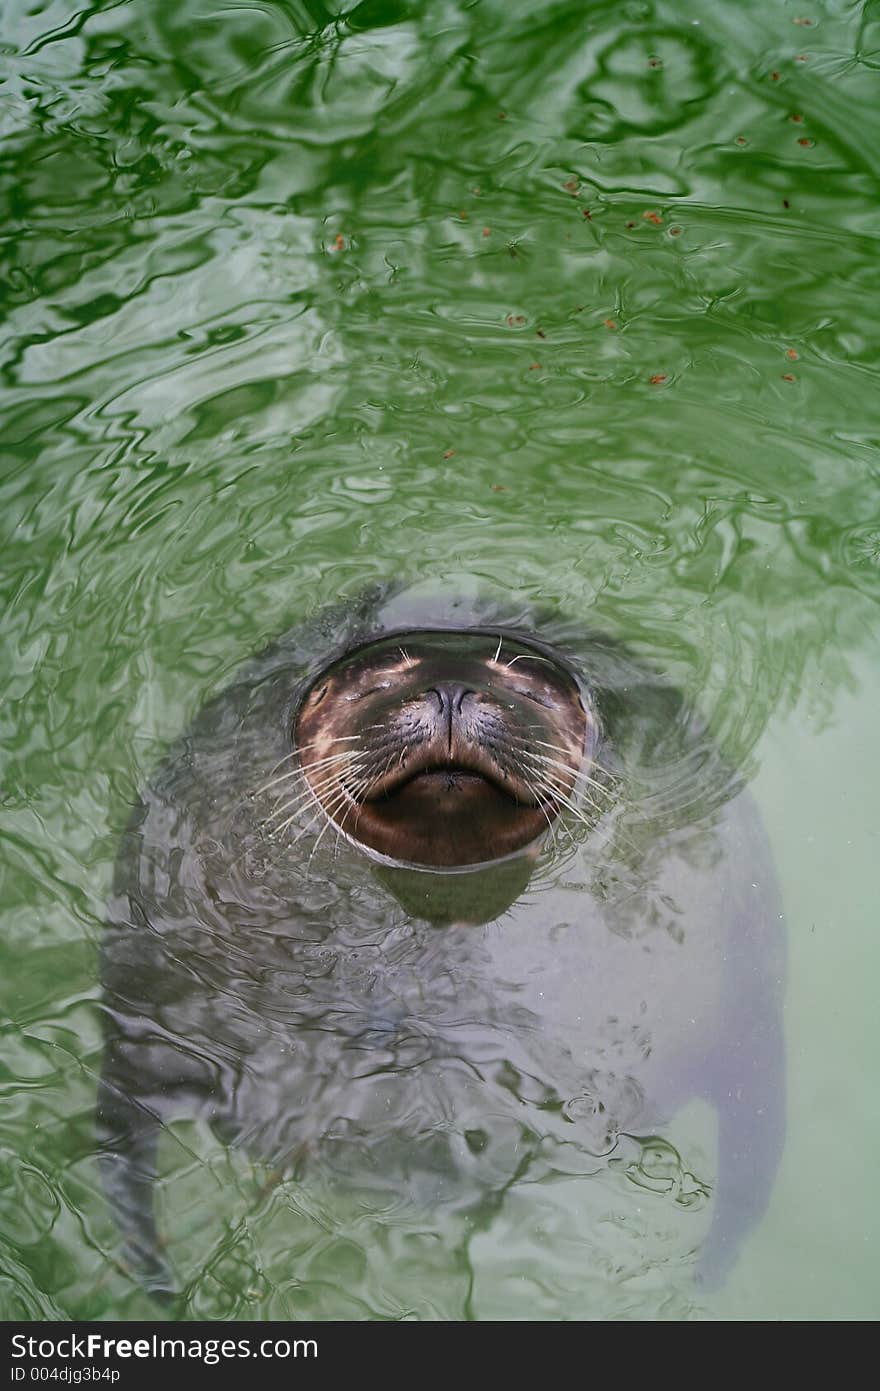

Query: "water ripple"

xmin=1 ymin=0 xmax=879 ymax=1320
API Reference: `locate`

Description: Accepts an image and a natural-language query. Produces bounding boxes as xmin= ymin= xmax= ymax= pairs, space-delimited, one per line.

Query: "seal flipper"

xmin=96 ymin=1070 xmax=176 ymax=1302
xmin=697 ymin=1024 xmax=785 ymax=1290
xmin=697 ymin=801 xmax=786 ymax=1289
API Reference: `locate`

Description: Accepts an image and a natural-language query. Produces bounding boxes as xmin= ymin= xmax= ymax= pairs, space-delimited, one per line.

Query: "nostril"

xmin=427 ymin=684 xmax=474 ymax=713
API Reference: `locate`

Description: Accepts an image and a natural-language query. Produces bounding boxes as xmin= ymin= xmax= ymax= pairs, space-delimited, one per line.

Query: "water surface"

xmin=1 ymin=0 xmax=879 ymax=1319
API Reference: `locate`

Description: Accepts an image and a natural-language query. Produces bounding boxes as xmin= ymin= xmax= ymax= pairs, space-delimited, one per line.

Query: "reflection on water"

xmin=1 ymin=0 xmax=878 ymax=1319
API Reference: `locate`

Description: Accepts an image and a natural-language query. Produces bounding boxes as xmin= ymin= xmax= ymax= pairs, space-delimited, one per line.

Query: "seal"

xmin=97 ymin=582 xmax=785 ymax=1310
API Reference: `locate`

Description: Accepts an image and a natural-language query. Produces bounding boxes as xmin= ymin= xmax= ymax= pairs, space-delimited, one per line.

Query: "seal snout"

xmin=363 ymin=681 xmax=526 ymax=802
xmin=293 ymin=628 xmax=593 ymax=868
xmin=361 ymin=694 xmax=503 ymax=800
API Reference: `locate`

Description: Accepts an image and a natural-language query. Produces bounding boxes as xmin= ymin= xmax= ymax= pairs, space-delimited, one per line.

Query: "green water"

xmin=1 ymin=0 xmax=879 ymax=1320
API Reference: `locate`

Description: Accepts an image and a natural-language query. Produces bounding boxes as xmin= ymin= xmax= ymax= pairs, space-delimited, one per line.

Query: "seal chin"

xmin=294 ymin=628 xmax=593 ymax=870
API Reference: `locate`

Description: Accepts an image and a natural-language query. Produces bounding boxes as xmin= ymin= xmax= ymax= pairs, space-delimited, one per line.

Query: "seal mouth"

xmin=359 ymin=738 xmax=532 ymax=805
xmin=364 ymin=763 xmax=519 ymax=804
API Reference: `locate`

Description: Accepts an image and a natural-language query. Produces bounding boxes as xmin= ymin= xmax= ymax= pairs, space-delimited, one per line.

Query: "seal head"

xmin=295 ymin=629 xmax=595 ymax=868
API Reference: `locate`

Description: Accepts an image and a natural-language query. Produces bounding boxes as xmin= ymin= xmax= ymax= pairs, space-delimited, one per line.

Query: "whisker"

xmin=529 ymin=781 xmax=558 ymax=836
xmin=352 ymin=749 xmax=397 ymax=829
xmin=305 ymin=779 xmax=361 ymax=877
xmin=254 ymin=750 xmax=361 ymax=798
xmin=525 ymin=752 xmax=608 ymax=798
xmin=529 ymin=767 xmax=605 ymax=822
xmin=268 ymin=734 xmax=362 ymax=771
xmin=262 ymin=748 xmax=302 ymax=778
xmin=254 ymin=737 xmax=365 ymax=790
xmin=277 ymin=802 xmax=325 ymax=846
xmin=261 ymin=759 xmax=372 ymax=827
xmin=521 ymin=740 xmax=614 ymax=796
xmin=278 ymin=773 xmax=358 ymax=846
xmin=530 ymin=777 xmax=594 ymax=831
xmin=264 ymin=788 xmax=335 ymax=836
xmin=515 ymin=753 xmax=602 ymax=825
xmin=294 ymin=749 xmax=368 ymax=774
xmin=524 ymin=762 xmax=640 ymax=859
xmin=300 ymin=735 xmax=364 ymax=748
xmin=262 ymin=782 xmax=335 ymax=827
xmin=331 ymin=762 xmax=380 ymax=856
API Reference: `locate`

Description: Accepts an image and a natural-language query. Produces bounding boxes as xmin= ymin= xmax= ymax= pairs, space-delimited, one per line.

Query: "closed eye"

xmin=519 ymin=689 xmax=553 ymax=708
xmin=348 ymin=681 xmax=393 ymax=701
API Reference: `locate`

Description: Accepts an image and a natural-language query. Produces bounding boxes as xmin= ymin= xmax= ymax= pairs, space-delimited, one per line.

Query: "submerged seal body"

xmin=97 ymin=584 xmax=785 ymax=1306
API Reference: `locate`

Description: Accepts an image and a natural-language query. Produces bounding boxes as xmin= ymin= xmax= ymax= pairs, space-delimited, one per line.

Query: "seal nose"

xmin=427 ymin=684 xmax=473 ymax=753
xmin=427 ymin=684 xmax=472 ymax=716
